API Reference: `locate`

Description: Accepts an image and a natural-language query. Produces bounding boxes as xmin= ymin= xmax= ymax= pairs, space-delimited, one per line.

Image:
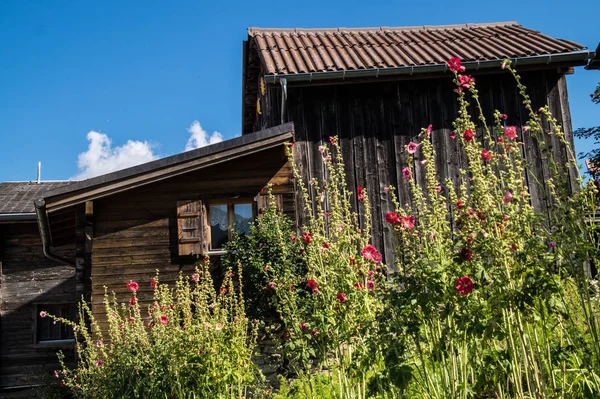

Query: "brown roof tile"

xmin=248 ymin=22 xmax=586 ymax=75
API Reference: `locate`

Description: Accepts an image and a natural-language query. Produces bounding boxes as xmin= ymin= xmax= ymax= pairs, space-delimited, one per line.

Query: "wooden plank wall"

xmin=280 ymin=70 xmax=575 ymax=271
xmin=90 ymin=147 xmax=293 ymax=333
xmin=0 ymin=222 xmax=76 ymax=393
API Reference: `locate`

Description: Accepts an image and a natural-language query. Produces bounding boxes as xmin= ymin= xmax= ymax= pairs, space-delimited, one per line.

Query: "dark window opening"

xmin=37 ymin=304 xmax=77 ymax=342
xmin=208 ymin=201 xmax=254 ymax=251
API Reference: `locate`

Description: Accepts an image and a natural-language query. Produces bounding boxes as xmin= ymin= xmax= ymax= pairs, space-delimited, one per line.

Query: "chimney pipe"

xmin=37 ymin=162 xmax=41 ymax=184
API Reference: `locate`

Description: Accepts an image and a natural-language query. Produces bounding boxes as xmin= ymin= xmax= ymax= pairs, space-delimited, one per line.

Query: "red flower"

xmin=329 ymin=136 xmax=335 ymax=145
xmin=349 ymin=257 xmax=356 ymax=266
xmin=504 ymin=126 xmax=517 ymax=140
xmin=129 ymin=297 xmax=136 ymax=306
xmin=150 ymin=279 xmax=157 ymax=289
xmin=385 ymin=212 xmax=400 ymax=225
xmin=367 ymin=280 xmax=375 ymax=291
xmin=362 ymin=245 xmax=378 ymax=261
xmin=455 ymin=276 xmax=474 ymax=295
xmin=283 ymin=329 xmax=291 ymax=339
xmin=461 ymin=247 xmax=473 ymax=261
xmin=219 ymin=287 xmax=227 ymax=295
xmin=447 ymin=57 xmax=465 ymax=72
xmin=160 ymin=315 xmax=168 ymax=325
xmin=503 ymin=191 xmax=513 ymax=205
xmin=449 ymin=132 xmax=456 ymax=139
xmin=400 ymin=215 xmax=415 ymax=229
xmin=406 ymin=142 xmax=419 ymax=154
xmin=402 ymin=167 xmax=411 ymax=179
xmin=336 ymin=292 xmax=346 ymax=303
xmin=481 ymin=149 xmax=492 ymax=161
xmin=357 ymin=185 xmax=365 ymax=203
xmin=354 ymin=281 xmax=364 ymax=290
xmin=500 ymin=113 xmax=508 ymax=120
xmin=126 ymin=281 xmax=139 ymax=292
xmin=458 ymin=75 xmax=475 ymax=89
xmin=307 ymin=279 xmax=318 ymax=292
xmin=463 ymin=129 xmax=475 ymax=142
xmin=301 ymin=232 xmax=313 ymax=245
xmin=311 ymin=329 xmax=317 ymax=336
xmin=290 ymin=233 xmax=296 ymax=243
xmin=457 ymin=201 xmax=464 ymax=210
xmin=266 ymin=282 xmax=277 ymax=291
xmin=322 ymin=242 xmax=330 ymax=249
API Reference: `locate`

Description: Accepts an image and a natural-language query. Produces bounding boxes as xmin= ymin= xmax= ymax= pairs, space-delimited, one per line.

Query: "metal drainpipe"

xmin=34 ymin=200 xmax=76 ymax=267
xmin=280 ymin=77 xmax=288 ymax=124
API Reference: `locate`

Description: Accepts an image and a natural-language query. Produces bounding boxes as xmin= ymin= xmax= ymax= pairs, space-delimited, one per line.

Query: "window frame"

xmin=33 ymin=302 xmax=77 ymax=347
xmin=206 ymin=198 xmax=256 ymax=254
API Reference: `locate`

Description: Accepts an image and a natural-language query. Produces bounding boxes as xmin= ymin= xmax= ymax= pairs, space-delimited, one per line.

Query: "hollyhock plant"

xmin=386 ymin=211 xmax=400 ymax=225
xmin=481 ymin=149 xmax=492 ymax=161
xmin=447 ymin=57 xmax=466 ymax=72
xmin=150 ymin=278 xmax=157 ymax=289
xmin=406 ymin=142 xmax=419 ymax=154
xmin=126 ymin=281 xmax=139 ymax=292
xmin=463 ymin=129 xmax=475 ymax=142
xmin=455 ymin=276 xmax=474 ymax=295
xmin=357 ymin=185 xmax=365 ymax=202
xmin=402 ymin=167 xmax=411 ymax=179
xmin=400 ymin=215 xmax=415 ymax=229
xmin=336 ymin=292 xmax=346 ymax=303
xmin=504 ymin=126 xmax=517 ymax=140
xmin=458 ymin=74 xmax=475 ymax=89
xmin=361 ymin=245 xmax=378 ymax=261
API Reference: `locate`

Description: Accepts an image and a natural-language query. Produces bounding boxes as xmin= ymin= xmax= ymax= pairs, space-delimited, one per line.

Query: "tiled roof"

xmin=248 ymin=22 xmax=586 ymax=75
xmin=0 ymin=182 xmax=72 ymax=214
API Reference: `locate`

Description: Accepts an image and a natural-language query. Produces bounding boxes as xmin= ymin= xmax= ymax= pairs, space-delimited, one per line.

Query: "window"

xmin=208 ymin=201 xmax=254 ymax=251
xmin=37 ymin=304 xmax=77 ymax=343
xmin=176 ymin=199 xmax=255 ymax=256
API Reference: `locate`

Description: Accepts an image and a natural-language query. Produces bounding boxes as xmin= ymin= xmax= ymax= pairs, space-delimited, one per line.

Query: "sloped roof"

xmin=0 ymin=181 xmax=71 ymax=214
xmin=248 ymin=22 xmax=586 ymax=76
xmin=586 ymin=43 xmax=600 ymax=70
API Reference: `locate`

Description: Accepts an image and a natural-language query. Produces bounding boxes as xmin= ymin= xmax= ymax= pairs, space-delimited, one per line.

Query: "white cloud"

xmin=73 ymin=131 xmax=157 ymax=180
xmin=185 ymin=121 xmax=223 ymax=151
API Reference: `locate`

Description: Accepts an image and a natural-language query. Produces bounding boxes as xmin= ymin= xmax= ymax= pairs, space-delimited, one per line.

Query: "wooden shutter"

xmin=176 ymin=200 xmax=207 ymax=256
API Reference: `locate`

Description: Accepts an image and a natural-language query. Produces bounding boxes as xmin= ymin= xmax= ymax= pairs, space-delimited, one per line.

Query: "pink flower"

xmin=95 ymin=360 xmax=103 ymax=367
xmin=54 ymin=370 xmax=59 ymax=378
xmin=191 ymin=273 xmax=199 ymax=282
xmin=160 ymin=315 xmax=168 ymax=325
xmin=458 ymin=75 xmax=475 ymax=89
xmin=318 ymin=145 xmax=325 ymax=154
xmin=500 ymin=113 xmax=508 ymax=120
xmin=503 ymin=191 xmax=513 ymax=205
xmin=362 ymin=245 xmax=378 ymax=261
xmin=385 ymin=212 xmax=400 ymax=225
xmin=463 ymin=129 xmax=475 ymax=142
xmin=301 ymin=232 xmax=313 ymax=245
xmin=504 ymin=126 xmax=517 ymax=140
xmin=367 ymin=280 xmax=375 ymax=291
xmin=426 ymin=124 xmax=433 ymax=136
xmin=406 ymin=142 xmax=419 ymax=154
xmin=447 ymin=57 xmax=465 ymax=72
xmin=455 ymin=276 xmax=474 ymax=295
xmin=384 ymin=186 xmax=390 ymax=193
xmin=129 ymin=297 xmax=136 ymax=306
xmin=150 ymin=279 xmax=157 ymax=289
xmin=39 ymin=311 xmax=47 ymax=318
xmin=481 ymin=149 xmax=492 ymax=161
xmin=501 ymin=60 xmax=508 ymax=69
xmin=368 ymin=270 xmax=375 ymax=278
xmin=402 ymin=167 xmax=411 ymax=179
xmin=354 ymin=281 xmax=364 ymax=290
xmin=549 ymin=241 xmax=557 ymax=249
xmin=400 ymin=215 xmax=415 ymax=229
xmin=449 ymin=132 xmax=456 ymax=139
xmin=219 ymin=287 xmax=227 ymax=295
xmin=357 ymin=185 xmax=365 ymax=203
xmin=329 ymin=136 xmax=335 ymax=145
xmin=307 ymin=279 xmax=318 ymax=292
xmin=263 ymin=266 xmax=269 ymax=272
xmin=522 ymin=126 xmax=529 ymax=133
xmin=126 ymin=281 xmax=139 ymax=292
xmin=373 ymin=252 xmax=383 ymax=264
xmin=336 ymin=292 xmax=347 ymax=303
xmin=290 ymin=233 xmax=296 ymax=243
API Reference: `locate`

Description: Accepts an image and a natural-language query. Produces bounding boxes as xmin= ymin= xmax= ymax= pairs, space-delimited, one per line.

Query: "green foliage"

xmin=575 ymin=82 xmax=600 ymax=174
xmin=43 ymin=261 xmax=261 ymax=399
xmin=221 ymin=199 xmax=307 ymax=321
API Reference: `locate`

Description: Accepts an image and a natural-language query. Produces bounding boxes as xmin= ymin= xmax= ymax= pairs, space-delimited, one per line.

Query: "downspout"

xmin=280 ymin=77 xmax=287 ymax=124
xmin=34 ymin=199 xmax=76 ymax=267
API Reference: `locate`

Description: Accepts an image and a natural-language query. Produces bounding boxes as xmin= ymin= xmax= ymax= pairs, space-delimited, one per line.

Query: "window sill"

xmin=33 ymin=339 xmax=75 ymax=349
xmin=207 ymin=250 xmax=226 ymax=256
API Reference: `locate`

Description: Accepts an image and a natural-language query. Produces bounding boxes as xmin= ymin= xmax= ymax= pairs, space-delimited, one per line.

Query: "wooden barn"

xmin=0 ymin=21 xmax=596 ymax=395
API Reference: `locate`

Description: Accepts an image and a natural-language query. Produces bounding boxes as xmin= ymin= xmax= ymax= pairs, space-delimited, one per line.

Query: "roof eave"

xmin=0 ymin=213 xmax=37 ymax=223
xmin=264 ymin=51 xmax=592 ymax=84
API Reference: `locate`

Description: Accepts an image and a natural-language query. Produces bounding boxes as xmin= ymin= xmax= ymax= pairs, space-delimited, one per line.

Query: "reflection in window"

xmin=210 ymin=204 xmax=229 ymax=249
xmin=234 ymin=203 xmax=253 ymax=236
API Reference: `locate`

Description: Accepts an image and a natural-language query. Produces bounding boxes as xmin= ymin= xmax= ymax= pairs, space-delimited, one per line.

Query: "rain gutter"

xmin=0 ymin=213 xmax=37 ymax=222
xmin=34 ymin=199 xmax=76 ymax=267
xmin=263 ymin=50 xmax=593 ymax=84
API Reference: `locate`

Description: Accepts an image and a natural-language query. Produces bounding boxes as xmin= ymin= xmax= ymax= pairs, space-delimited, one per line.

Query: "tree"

xmin=574 ymin=82 xmax=600 ymax=174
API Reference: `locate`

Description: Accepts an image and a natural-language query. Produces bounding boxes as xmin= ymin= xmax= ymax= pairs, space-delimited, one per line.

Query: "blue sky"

xmin=0 ymin=0 xmax=598 ymax=182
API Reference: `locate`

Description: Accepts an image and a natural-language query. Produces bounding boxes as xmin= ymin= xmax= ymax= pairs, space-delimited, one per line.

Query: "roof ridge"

xmin=248 ymin=22 xmax=520 ymax=36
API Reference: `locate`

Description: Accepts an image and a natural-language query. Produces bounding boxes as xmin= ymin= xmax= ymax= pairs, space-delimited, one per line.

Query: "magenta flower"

xmin=150 ymin=279 xmax=157 ymax=289
xmin=160 ymin=315 xmax=168 ymax=325
xmin=458 ymin=75 xmax=475 ymax=89
xmin=481 ymin=149 xmax=492 ymax=161
xmin=447 ymin=57 xmax=465 ymax=72
xmin=336 ymin=292 xmax=347 ymax=303
xmin=385 ymin=212 xmax=400 ymax=225
xmin=402 ymin=167 xmax=411 ymax=179
xmin=463 ymin=129 xmax=475 ymax=142
xmin=455 ymin=276 xmax=474 ymax=295
xmin=367 ymin=280 xmax=375 ymax=291
xmin=129 ymin=297 xmax=136 ymax=306
xmin=406 ymin=142 xmax=419 ymax=154
xmin=504 ymin=126 xmax=517 ymax=140
xmin=362 ymin=245 xmax=378 ymax=261
xmin=357 ymin=185 xmax=365 ymax=202
xmin=126 ymin=281 xmax=139 ymax=292
xmin=401 ymin=215 xmax=415 ymax=229
xmin=503 ymin=191 xmax=513 ymax=205
xmin=307 ymin=279 xmax=318 ymax=292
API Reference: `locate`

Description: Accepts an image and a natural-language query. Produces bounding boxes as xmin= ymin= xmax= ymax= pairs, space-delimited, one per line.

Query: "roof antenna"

xmin=37 ymin=162 xmax=41 ymax=184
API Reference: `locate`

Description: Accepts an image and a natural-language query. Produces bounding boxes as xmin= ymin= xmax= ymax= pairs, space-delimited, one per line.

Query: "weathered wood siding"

xmin=257 ymin=70 xmax=576 ymax=269
xmin=0 ymin=222 xmax=76 ymax=394
xmin=90 ymin=146 xmax=293 ymax=332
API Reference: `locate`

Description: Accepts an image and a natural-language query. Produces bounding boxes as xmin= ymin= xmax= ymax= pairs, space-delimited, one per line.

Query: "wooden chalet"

xmin=0 ymin=21 xmax=596 ymax=395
